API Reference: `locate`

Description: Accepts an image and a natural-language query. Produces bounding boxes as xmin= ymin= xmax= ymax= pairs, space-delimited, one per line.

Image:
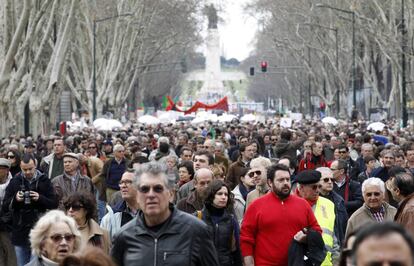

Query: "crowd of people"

xmin=0 ymin=117 xmax=414 ymax=266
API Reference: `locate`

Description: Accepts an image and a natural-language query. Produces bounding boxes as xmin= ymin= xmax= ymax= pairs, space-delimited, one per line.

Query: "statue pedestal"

xmin=198 ymin=29 xmax=224 ymax=102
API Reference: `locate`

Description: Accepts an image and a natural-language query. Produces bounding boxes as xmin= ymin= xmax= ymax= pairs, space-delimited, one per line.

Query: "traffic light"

xmin=261 ymin=61 xmax=268 ymax=72
xmin=250 ymin=67 xmax=255 ymax=76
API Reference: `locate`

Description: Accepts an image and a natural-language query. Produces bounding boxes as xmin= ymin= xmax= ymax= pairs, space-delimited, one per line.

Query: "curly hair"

xmin=30 ymin=210 xmax=82 ymax=257
xmin=178 ymin=160 xmax=195 ymax=179
xmin=203 ymin=180 xmax=234 ymax=211
xmin=63 ymin=192 xmax=97 ymax=221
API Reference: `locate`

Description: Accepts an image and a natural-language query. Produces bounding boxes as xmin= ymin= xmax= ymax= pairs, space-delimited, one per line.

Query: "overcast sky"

xmin=200 ymin=0 xmax=258 ymax=61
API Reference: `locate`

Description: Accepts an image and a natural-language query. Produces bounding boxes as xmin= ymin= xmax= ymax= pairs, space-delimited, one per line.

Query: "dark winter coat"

xmin=2 ymin=171 xmax=57 ymax=246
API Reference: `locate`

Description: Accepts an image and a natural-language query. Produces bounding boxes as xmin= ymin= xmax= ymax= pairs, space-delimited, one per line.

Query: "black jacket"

xmin=111 ymin=204 xmax=219 ymax=266
xmin=288 ymin=229 xmax=326 ymax=266
xmin=198 ymin=207 xmax=242 ymax=266
xmin=321 ymin=191 xmax=348 ymax=246
xmin=2 ymin=171 xmax=57 ymax=246
xmin=333 ymin=178 xmax=363 ymax=217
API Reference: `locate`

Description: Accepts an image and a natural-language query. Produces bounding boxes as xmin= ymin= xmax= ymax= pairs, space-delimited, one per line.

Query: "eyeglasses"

xmin=248 ymin=170 xmax=262 ymax=178
xmin=119 ymin=180 xmax=133 ymax=186
xmin=138 ymin=184 xmax=165 ymax=194
xmin=49 ymin=234 xmax=75 ymax=244
xmin=322 ymin=178 xmax=334 ymax=183
xmin=338 ymin=151 xmax=347 ymax=154
xmin=365 ymin=192 xmax=381 ymax=197
xmin=64 ymin=204 xmax=84 ymax=211
xmin=7 ymin=155 xmax=15 ymax=159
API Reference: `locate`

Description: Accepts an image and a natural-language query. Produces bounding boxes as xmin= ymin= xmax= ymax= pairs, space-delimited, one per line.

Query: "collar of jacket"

xmin=113 ymin=200 xmax=128 ymax=214
xmin=186 ymin=191 xmax=203 ymax=209
xmin=62 ymin=170 xmax=83 ymax=180
xmin=87 ymin=218 xmax=107 ymax=238
xmin=134 ymin=203 xmax=179 ymax=236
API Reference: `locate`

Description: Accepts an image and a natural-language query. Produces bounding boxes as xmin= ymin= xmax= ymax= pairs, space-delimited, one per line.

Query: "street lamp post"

xmin=316 ymin=4 xmax=356 ymax=109
xmin=92 ymin=13 xmax=133 ymax=121
xmin=401 ymin=0 xmax=408 ymax=127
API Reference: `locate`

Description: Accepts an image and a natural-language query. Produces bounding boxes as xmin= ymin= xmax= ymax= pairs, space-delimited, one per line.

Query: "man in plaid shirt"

xmin=345 ymin=177 xmax=397 ymax=239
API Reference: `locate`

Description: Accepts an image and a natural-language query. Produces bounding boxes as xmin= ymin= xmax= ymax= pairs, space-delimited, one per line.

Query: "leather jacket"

xmin=111 ymin=204 xmax=219 ymax=266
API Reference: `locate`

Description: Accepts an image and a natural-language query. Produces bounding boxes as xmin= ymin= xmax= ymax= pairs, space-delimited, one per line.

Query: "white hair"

xmin=362 ymin=177 xmax=385 ymax=194
xmin=158 ymin=136 xmax=170 ymax=145
xmin=316 ymin=167 xmax=333 ymax=177
xmin=30 ymin=210 xmax=82 ymax=256
xmin=250 ymin=156 xmax=272 ymax=169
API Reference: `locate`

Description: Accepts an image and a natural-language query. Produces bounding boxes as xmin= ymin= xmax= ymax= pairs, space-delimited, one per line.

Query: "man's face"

xmin=88 ymin=144 xmax=98 ymax=156
xmin=203 ymin=141 xmax=215 ymax=154
xmin=361 ymin=146 xmax=374 ymax=158
xmin=119 ymin=172 xmax=137 ymax=201
xmin=21 ymin=159 xmax=36 ymax=180
xmin=268 ymin=170 xmax=291 ymax=199
xmin=114 ymin=148 xmax=125 ymax=160
xmin=264 ymin=135 xmax=270 ymax=145
xmin=104 ymin=144 xmax=113 ymax=153
xmin=63 ymin=157 xmax=79 ymax=174
xmin=136 ymin=173 xmax=170 ymax=219
xmin=406 ymin=150 xmax=414 ymax=163
xmin=330 ymin=161 xmax=344 ymax=182
xmin=250 ymin=167 xmax=266 ymax=186
xmin=181 ymin=150 xmax=193 ymax=161
xmin=271 ymin=136 xmax=278 ymax=145
xmin=54 ymin=140 xmax=65 ymax=155
xmin=338 ymin=148 xmax=349 ymax=160
xmin=193 ymin=155 xmax=209 ymax=171
xmin=355 ymin=233 xmax=413 ymax=266
xmin=382 ymin=154 xmax=395 ymax=168
xmin=178 ymin=136 xmax=187 ymax=146
xmin=194 ymin=172 xmax=213 ymax=195
xmin=242 ymin=145 xmax=255 ymax=161
xmin=196 ymin=143 xmax=205 ymax=152
xmin=319 ymin=171 xmax=334 ymax=194
xmin=299 ymin=183 xmax=319 ymax=201
xmin=80 ymin=140 xmax=88 ymax=150
xmin=395 ymin=156 xmax=406 ymax=167
xmin=363 ymin=184 xmax=384 ymax=210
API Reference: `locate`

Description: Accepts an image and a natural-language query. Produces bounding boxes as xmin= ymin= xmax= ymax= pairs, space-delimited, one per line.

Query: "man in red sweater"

xmin=240 ymin=164 xmax=322 ymax=266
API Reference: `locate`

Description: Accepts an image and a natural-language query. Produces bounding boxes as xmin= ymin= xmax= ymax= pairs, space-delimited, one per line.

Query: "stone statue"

xmin=205 ymin=4 xmax=218 ymax=29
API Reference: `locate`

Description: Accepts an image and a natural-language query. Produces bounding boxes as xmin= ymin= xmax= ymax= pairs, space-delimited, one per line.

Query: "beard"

xmin=274 ymin=186 xmax=291 ymax=200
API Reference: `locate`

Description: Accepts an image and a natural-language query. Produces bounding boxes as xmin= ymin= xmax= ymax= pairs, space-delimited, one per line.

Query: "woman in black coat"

xmin=196 ymin=180 xmax=242 ymax=266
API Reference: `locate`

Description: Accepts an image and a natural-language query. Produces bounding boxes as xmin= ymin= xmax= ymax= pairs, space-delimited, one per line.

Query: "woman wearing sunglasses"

xmin=26 ymin=210 xmax=82 ymax=266
xmin=197 ymin=180 xmax=242 ymax=266
xmin=63 ymin=192 xmax=110 ymax=254
xmin=6 ymin=149 xmax=21 ymax=177
xmin=232 ymin=168 xmax=256 ymax=225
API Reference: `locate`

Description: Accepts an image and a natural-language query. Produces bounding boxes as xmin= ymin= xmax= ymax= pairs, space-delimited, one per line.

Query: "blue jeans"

xmin=96 ymin=191 xmax=106 ymax=223
xmin=14 ymin=245 xmax=31 ymax=266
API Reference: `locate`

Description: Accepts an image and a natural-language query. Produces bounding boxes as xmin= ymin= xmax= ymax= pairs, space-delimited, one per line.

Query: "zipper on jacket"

xmin=154 ymin=238 xmax=158 ymax=266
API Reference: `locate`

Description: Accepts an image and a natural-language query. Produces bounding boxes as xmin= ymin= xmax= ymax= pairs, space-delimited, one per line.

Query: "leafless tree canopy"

xmin=0 ymin=0 xmax=203 ymax=136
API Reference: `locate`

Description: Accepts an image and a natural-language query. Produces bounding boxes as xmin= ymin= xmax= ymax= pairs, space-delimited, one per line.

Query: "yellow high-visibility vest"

xmin=313 ymin=197 xmax=336 ymax=266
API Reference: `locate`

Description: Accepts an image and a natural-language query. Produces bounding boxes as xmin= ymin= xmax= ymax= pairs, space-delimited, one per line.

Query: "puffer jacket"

xmin=111 ymin=204 xmax=219 ymax=266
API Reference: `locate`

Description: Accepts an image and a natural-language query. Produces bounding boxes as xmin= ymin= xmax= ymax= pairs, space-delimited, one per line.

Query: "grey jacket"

xmin=111 ymin=204 xmax=219 ymax=266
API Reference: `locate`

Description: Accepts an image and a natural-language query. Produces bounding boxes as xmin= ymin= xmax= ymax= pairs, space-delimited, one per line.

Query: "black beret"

xmin=297 ymin=170 xmax=321 ymax=185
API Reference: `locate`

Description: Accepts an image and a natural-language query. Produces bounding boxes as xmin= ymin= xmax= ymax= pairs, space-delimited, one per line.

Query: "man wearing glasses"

xmin=336 ymin=144 xmax=360 ymax=181
xmin=316 ymin=167 xmax=348 ymax=246
xmin=331 ymin=159 xmax=363 ymax=216
xmin=345 ymin=177 xmax=396 ymax=240
xmin=111 ymin=162 xmax=219 ymax=266
xmin=101 ymin=170 xmax=139 ymax=240
xmin=296 ymin=170 xmax=340 ymax=266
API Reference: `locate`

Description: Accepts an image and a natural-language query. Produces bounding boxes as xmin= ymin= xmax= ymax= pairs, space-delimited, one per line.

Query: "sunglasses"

xmin=7 ymin=155 xmax=15 ymax=159
xmin=338 ymin=151 xmax=347 ymax=154
xmin=248 ymin=170 xmax=262 ymax=178
xmin=306 ymin=184 xmax=319 ymax=190
xmin=64 ymin=204 xmax=84 ymax=211
xmin=88 ymin=146 xmax=97 ymax=149
xmin=49 ymin=234 xmax=75 ymax=244
xmin=322 ymin=178 xmax=334 ymax=183
xmin=138 ymin=184 xmax=165 ymax=194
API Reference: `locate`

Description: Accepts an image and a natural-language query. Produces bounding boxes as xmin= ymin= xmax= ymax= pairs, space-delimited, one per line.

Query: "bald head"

xmin=194 ymin=168 xmax=214 ymax=194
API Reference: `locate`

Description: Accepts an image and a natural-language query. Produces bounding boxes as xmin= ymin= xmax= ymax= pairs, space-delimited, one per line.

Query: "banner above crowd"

xmin=165 ymin=96 xmax=229 ymax=114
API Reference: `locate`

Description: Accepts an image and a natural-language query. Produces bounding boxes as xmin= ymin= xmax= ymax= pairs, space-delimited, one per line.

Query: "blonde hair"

xmin=250 ymin=156 xmax=272 ymax=169
xmin=29 ymin=210 xmax=82 ymax=256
